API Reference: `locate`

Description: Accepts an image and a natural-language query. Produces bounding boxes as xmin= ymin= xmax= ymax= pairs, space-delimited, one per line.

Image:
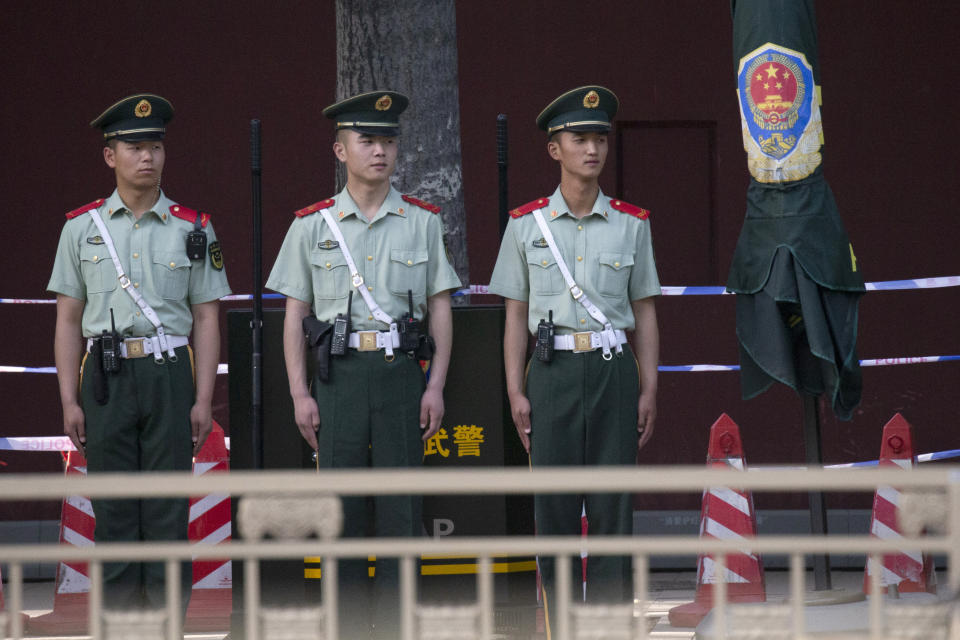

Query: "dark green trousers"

xmin=79 ymin=345 xmax=194 ymax=612
xmin=527 ymin=347 xmax=639 ymax=608
xmin=311 ymin=351 xmax=426 ymax=639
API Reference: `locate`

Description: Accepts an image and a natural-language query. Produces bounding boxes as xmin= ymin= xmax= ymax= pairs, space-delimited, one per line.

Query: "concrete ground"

xmin=3 ymin=569 xmax=951 ymax=639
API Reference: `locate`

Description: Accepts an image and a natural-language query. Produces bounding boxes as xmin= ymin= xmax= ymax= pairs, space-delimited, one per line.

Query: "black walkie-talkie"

xmin=398 ymin=289 xmax=421 ymax=354
xmin=186 ymin=211 xmax=207 ymax=260
xmin=101 ymin=308 xmax=121 ymax=373
xmin=330 ymin=291 xmax=351 ymax=356
xmin=535 ymin=310 xmax=555 ymax=362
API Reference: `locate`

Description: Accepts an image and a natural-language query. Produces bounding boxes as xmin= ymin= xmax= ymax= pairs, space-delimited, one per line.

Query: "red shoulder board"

xmin=295 ymin=198 xmax=335 ymax=217
xmin=65 ymin=199 xmax=105 ymax=219
xmin=169 ymin=204 xmax=210 ymax=227
xmin=509 ymin=197 xmax=549 ymax=218
xmin=401 ymin=194 xmax=440 ymax=214
xmin=609 ymin=199 xmax=649 ymax=219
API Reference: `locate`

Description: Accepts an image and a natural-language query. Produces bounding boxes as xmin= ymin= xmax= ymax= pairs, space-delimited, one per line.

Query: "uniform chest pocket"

xmin=79 ymin=245 xmax=118 ymax=295
xmin=310 ymin=250 xmax=350 ymax=300
xmin=153 ymin=252 xmax=191 ymax=300
xmin=597 ymin=252 xmax=634 ymax=297
xmin=387 ymin=250 xmax=428 ymax=297
xmin=526 ymin=250 xmax=564 ymax=296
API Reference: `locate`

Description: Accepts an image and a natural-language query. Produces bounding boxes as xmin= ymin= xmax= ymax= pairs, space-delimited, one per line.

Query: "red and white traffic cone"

xmin=863 ymin=413 xmax=936 ymax=594
xmin=26 ymin=449 xmax=92 ymax=635
xmin=28 ymin=422 xmax=234 ymax=635
xmin=668 ymin=414 xmax=766 ymax=627
xmin=185 ymin=421 xmax=233 ymax=632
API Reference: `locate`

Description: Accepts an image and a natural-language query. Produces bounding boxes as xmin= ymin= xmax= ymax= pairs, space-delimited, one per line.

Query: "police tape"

xmin=0 ymin=364 xmax=230 ymax=375
xmin=660 ymin=355 xmax=960 ymax=372
xmin=2 ymin=433 xmax=957 ymax=468
xmin=452 ymin=276 xmax=960 ymax=297
xmin=0 ymin=435 xmax=231 ymax=452
xmin=3 ymin=275 xmax=960 ymax=305
xmin=3 ymin=357 xmax=959 ymax=376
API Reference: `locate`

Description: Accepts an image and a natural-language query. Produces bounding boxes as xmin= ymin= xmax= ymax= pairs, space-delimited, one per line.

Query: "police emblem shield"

xmin=208 ymin=241 xmax=224 ymax=271
xmin=737 ymin=43 xmax=821 ymax=183
xmin=727 ymin=0 xmax=864 ymax=421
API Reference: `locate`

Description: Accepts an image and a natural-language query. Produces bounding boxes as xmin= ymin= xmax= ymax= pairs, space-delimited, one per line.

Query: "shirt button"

xmin=580 ymin=318 xmax=587 ymax=325
xmin=134 ymin=223 xmax=139 ymax=229
xmin=132 ymin=253 xmax=139 ymax=259
xmin=367 ymin=256 xmax=373 ymax=261
xmin=578 ymin=225 xmax=583 ymax=231
xmin=368 ymin=315 xmax=374 ymax=321
xmin=367 ymin=286 xmax=373 ymax=291
xmin=577 ymin=256 xmax=582 ymax=262
xmin=614 ymin=261 xmax=620 ymax=267
xmin=134 ymin=282 xmax=139 ymax=288
xmin=136 ymin=311 xmax=141 ymax=317
xmin=92 ymin=255 xmax=98 ymax=262
xmin=169 ymin=262 xmax=176 ymax=268
xmin=325 ymin=262 xmax=332 ymax=268
xmin=541 ymin=260 xmax=548 ymax=266
xmin=407 ymin=260 xmax=413 ymax=265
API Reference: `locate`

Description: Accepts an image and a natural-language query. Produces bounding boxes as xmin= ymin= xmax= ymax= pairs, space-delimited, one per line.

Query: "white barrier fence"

xmin=1 ymin=466 xmax=958 ymax=640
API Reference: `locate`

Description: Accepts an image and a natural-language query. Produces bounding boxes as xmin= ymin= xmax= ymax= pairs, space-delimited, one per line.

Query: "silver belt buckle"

xmin=357 ymin=331 xmax=379 ymax=352
xmin=125 ymin=338 xmax=146 ymax=358
xmin=572 ymin=332 xmax=594 ymax=353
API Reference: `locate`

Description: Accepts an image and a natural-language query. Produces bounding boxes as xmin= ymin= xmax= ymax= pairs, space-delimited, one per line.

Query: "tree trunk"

xmin=335 ymin=0 xmax=469 ymax=285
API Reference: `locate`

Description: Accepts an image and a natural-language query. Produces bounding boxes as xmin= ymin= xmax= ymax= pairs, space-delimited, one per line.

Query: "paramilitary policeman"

xmin=48 ymin=93 xmax=231 ymax=615
xmin=266 ymin=90 xmax=461 ymax=638
xmin=489 ymin=86 xmax=661 ymax=617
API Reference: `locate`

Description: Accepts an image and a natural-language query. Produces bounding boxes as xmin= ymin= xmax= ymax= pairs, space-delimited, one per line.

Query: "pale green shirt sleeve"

xmin=48 ymin=220 xmax=86 ymax=300
xmin=266 ymin=216 xmax=315 ymax=304
xmin=628 ymin=218 xmax=661 ymax=301
xmin=488 ymin=217 xmax=529 ymax=301
xmin=189 ymin=220 xmax=233 ymax=304
xmin=425 ymin=212 xmax=462 ymax=296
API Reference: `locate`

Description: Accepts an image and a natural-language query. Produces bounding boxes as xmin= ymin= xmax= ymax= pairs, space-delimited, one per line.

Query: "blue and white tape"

xmin=5 ymin=275 xmax=960 ymax=305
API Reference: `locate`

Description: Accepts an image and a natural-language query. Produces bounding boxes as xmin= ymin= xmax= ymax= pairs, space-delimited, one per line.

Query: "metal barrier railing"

xmin=1 ymin=466 xmax=958 ymax=640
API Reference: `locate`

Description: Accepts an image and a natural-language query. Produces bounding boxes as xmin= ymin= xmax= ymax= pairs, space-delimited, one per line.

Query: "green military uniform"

xmin=489 ymin=86 xmax=660 ymax=608
xmin=266 ymin=90 xmax=460 ymax=637
xmin=47 ymin=94 xmax=231 ymax=611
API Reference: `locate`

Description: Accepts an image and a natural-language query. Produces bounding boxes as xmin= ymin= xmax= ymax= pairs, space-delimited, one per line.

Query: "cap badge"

xmin=135 ymin=99 xmax=152 ymax=118
xmin=375 ymin=95 xmax=393 ymax=111
xmin=583 ymin=90 xmax=600 ymax=109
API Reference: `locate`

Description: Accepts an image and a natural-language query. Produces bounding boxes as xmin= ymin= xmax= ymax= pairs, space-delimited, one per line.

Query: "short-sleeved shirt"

xmin=266 ymin=186 xmax=461 ymax=330
xmin=47 ymin=189 xmax=232 ymax=338
xmin=489 ymin=186 xmax=660 ymax=335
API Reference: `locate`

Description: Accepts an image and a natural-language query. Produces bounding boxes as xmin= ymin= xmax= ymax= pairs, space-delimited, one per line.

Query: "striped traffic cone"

xmin=863 ymin=413 xmax=937 ymax=594
xmin=28 ymin=422 xmax=234 ymax=635
xmin=668 ymin=414 xmax=765 ymax=627
xmin=185 ymin=421 xmax=233 ymax=632
xmin=26 ymin=449 xmax=92 ymax=635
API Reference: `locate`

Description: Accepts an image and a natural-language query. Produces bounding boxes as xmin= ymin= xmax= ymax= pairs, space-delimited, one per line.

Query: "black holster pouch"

xmin=302 ymin=315 xmax=334 ymax=382
xmin=89 ymin=340 xmax=109 ymax=405
xmin=415 ymin=334 xmax=436 ymax=360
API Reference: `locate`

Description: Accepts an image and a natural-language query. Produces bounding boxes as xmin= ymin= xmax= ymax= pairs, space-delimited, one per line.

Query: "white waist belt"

xmin=553 ymin=330 xmax=628 ymax=353
xmin=87 ymin=335 xmax=189 ymax=359
xmin=348 ymin=330 xmax=401 ymax=352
